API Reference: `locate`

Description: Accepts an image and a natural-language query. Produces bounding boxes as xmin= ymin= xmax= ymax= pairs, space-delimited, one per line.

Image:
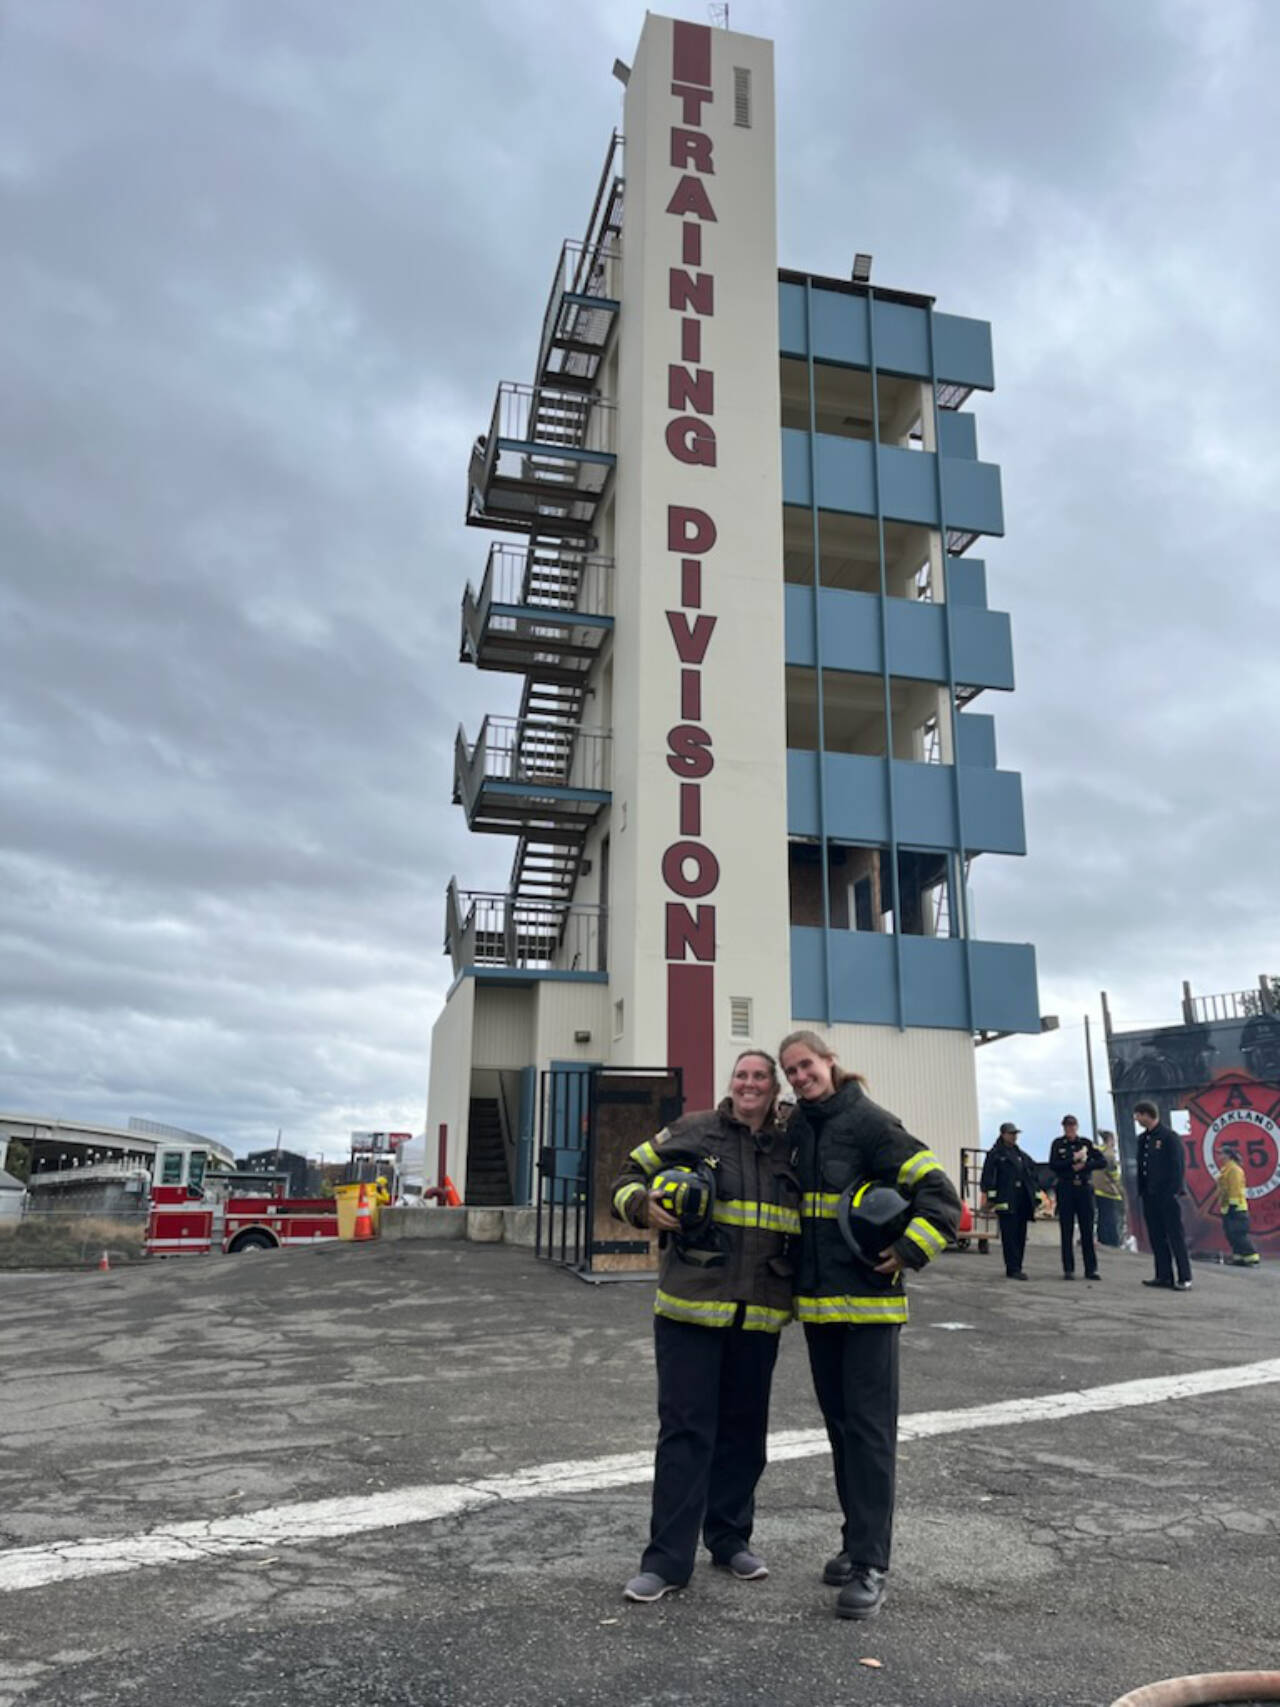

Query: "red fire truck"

xmin=145 ymin=1142 xmax=339 ymax=1257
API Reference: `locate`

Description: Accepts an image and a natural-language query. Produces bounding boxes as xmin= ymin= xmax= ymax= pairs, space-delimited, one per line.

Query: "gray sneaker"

xmin=714 ymin=1549 xmax=768 ymax=1581
xmin=623 ymin=1571 xmax=681 ymax=1603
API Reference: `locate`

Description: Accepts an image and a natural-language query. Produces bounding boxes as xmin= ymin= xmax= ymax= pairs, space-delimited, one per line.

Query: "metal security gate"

xmin=535 ymin=1065 xmax=682 ymax=1276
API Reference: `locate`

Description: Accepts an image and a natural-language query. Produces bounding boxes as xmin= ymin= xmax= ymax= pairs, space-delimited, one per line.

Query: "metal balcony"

xmin=535 ymin=238 xmax=620 ymax=395
xmin=453 ymin=716 xmax=611 ymax=837
xmin=446 ymin=880 xmax=607 ymax=978
xmin=466 ymin=383 xmax=616 ymax=543
xmin=460 ymin=543 xmax=613 ymax=680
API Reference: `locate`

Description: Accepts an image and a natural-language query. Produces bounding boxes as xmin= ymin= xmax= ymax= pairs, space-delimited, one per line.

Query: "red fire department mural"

xmin=1110 ymin=1004 xmax=1280 ymax=1258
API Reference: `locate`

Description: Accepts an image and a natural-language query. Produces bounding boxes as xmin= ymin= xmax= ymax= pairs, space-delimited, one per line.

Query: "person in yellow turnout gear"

xmin=1216 ymin=1142 xmax=1260 ymax=1266
xmin=611 ymin=1049 xmax=800 ymax=1604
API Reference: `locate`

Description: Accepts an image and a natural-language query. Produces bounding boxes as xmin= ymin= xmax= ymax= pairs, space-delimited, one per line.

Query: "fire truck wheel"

xmin=229 ymin=1230 xmax=277 ymax=1254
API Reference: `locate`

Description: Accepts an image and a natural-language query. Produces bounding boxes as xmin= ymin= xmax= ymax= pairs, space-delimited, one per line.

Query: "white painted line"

xmin=4 ymin=1356 xmax=1279 ymax=1595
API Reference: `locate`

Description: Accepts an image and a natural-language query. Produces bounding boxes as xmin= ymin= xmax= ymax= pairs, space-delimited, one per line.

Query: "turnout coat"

xmin=790 ymin=1078 xmax=961 ymax=1327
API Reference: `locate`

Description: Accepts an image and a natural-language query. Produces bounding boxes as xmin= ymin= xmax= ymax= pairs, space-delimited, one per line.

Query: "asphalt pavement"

xmin=1 ymin=1234 xmax=1277 ymax=1707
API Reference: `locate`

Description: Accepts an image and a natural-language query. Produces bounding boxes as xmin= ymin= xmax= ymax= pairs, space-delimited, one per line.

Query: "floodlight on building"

xmin=612 ymin=59 xmax=631 ymax=85
xmin=1040 ymin=1015 xmax=1061 ymax=1032
xmin=851 ymin=253 xmax=873 ymax=284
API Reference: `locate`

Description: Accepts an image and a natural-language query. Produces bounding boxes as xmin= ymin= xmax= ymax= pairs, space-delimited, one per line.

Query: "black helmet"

xmin=651 ymin=1165 xmax=725 ymax=1267
xmin=837 ymin=1181 xmax=912 ymax=1268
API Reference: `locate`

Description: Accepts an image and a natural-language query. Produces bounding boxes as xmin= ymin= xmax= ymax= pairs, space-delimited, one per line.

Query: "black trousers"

xmin=1142 ymin=1191 xmax=1191 ymax=1285
xmin=1058 ymin=1188 xmax=1098 ymax=1276
xmin=1095 ymin=1196 xmax=1124 ymax=1247
xmin=804 ymin=1323 xmax=900 ymax=1571
xmin=997 ymin=1209 xmax=1029 ymax=1275
xmin=642 ymin=1312 xmax=780 ymax=1583
xmin=1224 ymin=1207 xmax=1258 ymax=1262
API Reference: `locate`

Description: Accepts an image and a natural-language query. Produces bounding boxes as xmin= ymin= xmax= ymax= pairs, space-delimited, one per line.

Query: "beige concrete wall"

xmin=611 ymin=15 xmax=790 ymax=1102
xmin=472 ymin=985 xmax=534 ymax=1067
xmin=423 ymin=977 xmax=475 ymax=1192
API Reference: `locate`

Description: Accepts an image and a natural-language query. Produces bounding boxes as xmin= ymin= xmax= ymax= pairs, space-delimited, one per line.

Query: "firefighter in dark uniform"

xmin=778 ymin=1029 xmax=961 ymax=1622
xmin=611 ymin=1049 xmax=800 ymax=1604
xmin=1134 ymin=1100 xmax=1192 ymax=1289
xmin=1048 ymin=1115 xmax=1107 ymax=1280
xmin=980 ymin=1122 xmax=1039 ymax=1279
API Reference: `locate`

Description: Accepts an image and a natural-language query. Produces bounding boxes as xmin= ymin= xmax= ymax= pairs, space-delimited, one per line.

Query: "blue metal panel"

xmin=871 ymin=299 xmax=930 ymax=377
xmin=514 ymin=1065 xmax=537 ymax=1204
xmin=885 ymin=597 xmax=946 ymax=680
xmin=900 ymin=936 xmax=970 ymax=1028
xmin=811 ymin=287 xmax=871 ymax=368
xmin=826 ymin=930 xmax=899 ymax=1024
xmin=796 ymin=753 xmax=890 ymax=844
xmin=789 ymin=925 xmax=829 ymax=1020
xmin=956 ymin=712 xmax=997 ymax=769
xmin=812 ymin=434 xmax=877 ymax=516
xmin=933 ymin=312 xmax=995 ymax=391
xmin=781 ymin=430 xmax=813 ymax=505
xmin=786 ymin=748 xmax=822 ymax=838
xmin=947 ymin=556 xmax=988 ymax=608
xmin=951 ymin=606 xmax=1014 ymax=691
xmin=875 ymin=444 xmax=939 ymax=527
xmin=959 ymin=767 xmax=1026 ymax=855
xmin=942 ymin=456 xmax=1004 ymax=537
xmin=779 ymin=282 xmax=808 ymax=355
xmin=784 ymin=584 xmax=817 ymax=667
xmin=892 ymin=761 xmax=958 ymax=847
xmin=969 ymin=941 xmax=1041 ymax=1034
xmin=938 ymin=412 xmax=978 ymax=460
xmin=787 ymin=587 xmax=882 ymax=673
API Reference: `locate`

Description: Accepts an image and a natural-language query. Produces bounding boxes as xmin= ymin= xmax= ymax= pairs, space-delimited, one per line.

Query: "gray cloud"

xmin=2 ymin=0 xmax=1276 ymax=1157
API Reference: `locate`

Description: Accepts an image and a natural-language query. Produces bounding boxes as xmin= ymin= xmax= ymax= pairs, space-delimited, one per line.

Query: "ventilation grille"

xmin=729 ymin=996 xmax=752 ymax=1038
xmin=733 ymin=67 xmax=751 ymax=128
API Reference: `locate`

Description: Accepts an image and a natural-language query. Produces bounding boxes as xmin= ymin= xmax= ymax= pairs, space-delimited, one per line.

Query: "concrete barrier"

xmin=379 ymin=1206 xmax=541 ymax=1247
xmin=380 ymin=1207 xmax=466 ymax=1241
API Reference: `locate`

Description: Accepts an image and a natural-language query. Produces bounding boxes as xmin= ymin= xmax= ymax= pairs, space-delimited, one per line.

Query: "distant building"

xmin=241 ymin=1149 xmax=321 ymax=1200
xmin=426 ymin=13 xmax=1039 ymax=1205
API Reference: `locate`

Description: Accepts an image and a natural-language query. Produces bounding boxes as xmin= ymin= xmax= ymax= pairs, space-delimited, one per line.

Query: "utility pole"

xmin=1084 ymin=1014 xmax=1099 ymax=1137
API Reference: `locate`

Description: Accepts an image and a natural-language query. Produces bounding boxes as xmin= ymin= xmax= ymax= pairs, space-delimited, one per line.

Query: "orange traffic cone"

xmin=352 ymin=1183 xmax=375 ymax=1241
xmin=443 ymin=1176 xmax=461 ymax=1208
xmin=98 ymin=1249 xmax=111 ymax=1272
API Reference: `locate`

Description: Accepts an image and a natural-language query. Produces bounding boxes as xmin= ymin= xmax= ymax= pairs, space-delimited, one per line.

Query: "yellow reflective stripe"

xmin=654 ymin=1290 xmax=736 ymax=1326
xmin=613 ymin=1181 xmax=646 ymax=1219
xmin=802 ymin=1192 xmax=841 ymax=1219
xmin=742 ymin=1305 xmax=791 ymax=1334
xmin=712 ymin=1201 xmax=801 ymax=1235
xmin=898 ymin=1150 xmax=943 ymax=1188
xmin=904 ymin=1217 xmax=948 ymax=1259
xmin=794 ymin=1293 xmax=909 ymax=1326
xmin=629 ymin=1139 xmax=664 ymax=1177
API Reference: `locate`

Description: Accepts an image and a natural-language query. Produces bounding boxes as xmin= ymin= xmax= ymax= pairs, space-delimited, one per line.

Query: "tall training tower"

xmin=427 ymin=15 xmax=1039 ymax=1205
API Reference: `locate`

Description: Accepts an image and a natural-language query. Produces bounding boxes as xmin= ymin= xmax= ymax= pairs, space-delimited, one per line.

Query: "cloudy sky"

xmin=2 ymin=0 xmax=1276 ymax=1162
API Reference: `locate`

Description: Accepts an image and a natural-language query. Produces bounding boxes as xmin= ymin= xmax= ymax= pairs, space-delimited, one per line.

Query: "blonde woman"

xmin=778 ymin=1029 xmax=960 ymax=1621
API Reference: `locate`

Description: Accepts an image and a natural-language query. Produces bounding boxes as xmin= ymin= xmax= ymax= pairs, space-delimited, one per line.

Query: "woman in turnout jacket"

xmin=779 ymin=1028 xmax=961 ymax=1623
xmin=610 ymin=1049 xmax=800 ymax=1604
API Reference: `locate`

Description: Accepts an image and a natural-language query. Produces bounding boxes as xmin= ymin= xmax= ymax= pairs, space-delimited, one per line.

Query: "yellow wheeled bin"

xmin=334 ymin=1183 xmax=381 ymax=1240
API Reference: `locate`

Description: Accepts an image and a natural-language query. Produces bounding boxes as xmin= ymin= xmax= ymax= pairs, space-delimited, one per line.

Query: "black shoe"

xmin=835 ymin=1566 xmax=887 ymax=1621
xmin=1062 ymin=1272 xmax=1075 ymax=1281
xmin=822 ymin=1550 xmax=854 ymax=1586
xmin=1086 ymin=1272 xmax=1101 ymax=1281
xmin=1173 ymin=1280 xmax=1193 ymax=1291
xmin=1142 ymin=1278 xmax=1173 ymax=1288
xmin=1009 ymin=1271 xmax=1029 ymax=1281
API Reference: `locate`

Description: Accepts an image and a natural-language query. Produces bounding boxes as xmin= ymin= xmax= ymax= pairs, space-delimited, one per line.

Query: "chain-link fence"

xmin=0 ymin=1210 xmax=149 ymax=1270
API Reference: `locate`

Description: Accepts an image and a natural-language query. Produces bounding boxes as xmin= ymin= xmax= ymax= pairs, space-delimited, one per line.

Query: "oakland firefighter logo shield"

xmin=1185 ymin=1072 xmax=1280 ymax=1238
